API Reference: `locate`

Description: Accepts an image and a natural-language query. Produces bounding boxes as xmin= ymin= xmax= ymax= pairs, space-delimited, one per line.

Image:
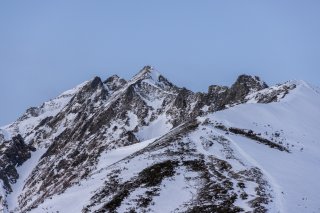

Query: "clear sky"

xmin=1 ymin=0 xmax=320 ymax=125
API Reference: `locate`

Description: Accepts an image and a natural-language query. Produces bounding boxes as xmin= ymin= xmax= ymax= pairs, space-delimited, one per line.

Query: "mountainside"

xmin=0 ymin=66 xmax=319 ymax=213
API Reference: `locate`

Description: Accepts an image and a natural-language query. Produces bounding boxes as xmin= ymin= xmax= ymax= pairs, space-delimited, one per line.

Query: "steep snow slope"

xmin=6 ymin=148 xmax=47 ymax=212
xmin=27 ymin=138 xmax=158 ymax=213
xmin=3 ymin=80 xmax=89 ymax=139
xmin=211 ymin=81 xmax=320 ymax=213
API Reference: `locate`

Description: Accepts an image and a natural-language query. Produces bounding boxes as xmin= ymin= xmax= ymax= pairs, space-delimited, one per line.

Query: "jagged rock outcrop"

xmin=245 ymin=82 xmax=296 ymax=103
xmin=103 ymin=75 xmax=127 ymax=92
xmin=224 ymin=75 xmax=268 ymax=104
xmin=0 ymin=135 xmax=35 ymax=193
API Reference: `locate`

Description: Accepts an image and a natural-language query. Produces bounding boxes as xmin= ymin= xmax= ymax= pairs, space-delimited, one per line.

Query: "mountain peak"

xmin=103 ymin=74 xmax=127 ymax=92
xmin=129 ymin=66 xmax=178 ymax=92
xmin=104 ymin=74 xmax=120 ymax=82
xmin=133 ymin=65 xmax=161 ymax=82
xmin=234 ymin=74 xmax=268 ymax=90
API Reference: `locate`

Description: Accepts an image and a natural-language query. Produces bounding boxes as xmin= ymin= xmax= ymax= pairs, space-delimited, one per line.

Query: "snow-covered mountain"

xmin=0 ymin=66 xmax=319 ymax=213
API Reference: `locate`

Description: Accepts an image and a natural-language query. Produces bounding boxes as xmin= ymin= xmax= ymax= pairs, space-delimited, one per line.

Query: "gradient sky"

xmin=1 ymin=0 xmax=320 ymax=125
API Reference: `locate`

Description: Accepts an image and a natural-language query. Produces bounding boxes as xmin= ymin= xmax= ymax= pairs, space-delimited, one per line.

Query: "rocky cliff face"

xmin=0 ymin=66 xmax=316 ymax=213
xmin=0 ymin=135 xmax=35 ymax=191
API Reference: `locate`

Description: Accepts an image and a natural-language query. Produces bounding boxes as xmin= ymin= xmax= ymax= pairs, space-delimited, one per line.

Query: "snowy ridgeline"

xmin=0 ymin=67 xmax=319 ymax=213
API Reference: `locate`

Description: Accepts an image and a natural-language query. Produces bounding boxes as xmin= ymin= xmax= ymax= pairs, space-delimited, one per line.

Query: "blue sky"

xmin=1 ymin=0 xmax=320 ymax=125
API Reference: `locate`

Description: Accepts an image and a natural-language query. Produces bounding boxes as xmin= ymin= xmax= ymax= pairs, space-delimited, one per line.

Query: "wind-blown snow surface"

xmin=211 ymin=82 xmax=320 ymax=213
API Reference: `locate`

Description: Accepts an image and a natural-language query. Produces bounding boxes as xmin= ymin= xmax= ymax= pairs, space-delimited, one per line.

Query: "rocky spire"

xmin=224 ymin=74 xmax=268 ymax=104
xmin=132 ymin=65 xmax=161 ymax=82
xmin=233 ymin=74 xmax=268 ymax=91
xmin=103 ymin=74 xmax=127 ymax=91
xmin=130 ymin=65 xmax=179 ymax=92
xmin=205 ymin=74 xmax=269 ymax=110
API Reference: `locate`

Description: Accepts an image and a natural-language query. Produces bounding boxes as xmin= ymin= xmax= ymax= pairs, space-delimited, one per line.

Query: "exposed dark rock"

xmin=103 ymin=75 xmax=127 ymax=91
xmin=214 ymin=123 xmax=289 ymax=152
xmin=0 ymin=134 xmax=35 ymax=192
xmin=34 ymin=116 xmax=53 ymax=130
xmin=86 ymin=160 xmax=178 ymax=213
xmin=228 ymin=127 xmax=289 ymax=152
xmin=223 ymin=75 xmax=268 ymax=105
xmin=17 ymin=107 xmax=40 ymax=121
xmin=173 ymin=87 xmax=192 ymax=109
xmin=126 ymin=131 xmax=139 ymax=144
xmin=250 ymin=83 xmax=297 ymax=103
xmin=206 ymin=85 xmax=230 ymax=110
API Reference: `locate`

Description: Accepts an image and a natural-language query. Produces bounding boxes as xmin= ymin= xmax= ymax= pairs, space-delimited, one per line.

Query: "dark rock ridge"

xmin=223 ymin=75 xmax=268 ymax=104
xmin=214 ymin=123 xmax=290 ymax=152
